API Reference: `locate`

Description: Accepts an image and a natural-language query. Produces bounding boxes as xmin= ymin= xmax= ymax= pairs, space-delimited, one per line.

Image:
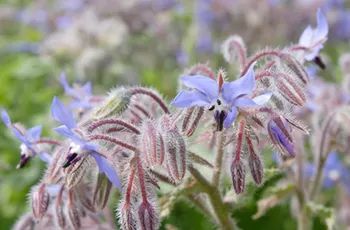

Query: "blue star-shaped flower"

xmin=50 ymin=97 xmax=121 ymax=189
xmin=171 ymin=65 xmax=271 ymax=129
xmin=298 ymin=9 xmax=328 ymax=61
xmin=1 ymin=110 xmax=51 ymax=167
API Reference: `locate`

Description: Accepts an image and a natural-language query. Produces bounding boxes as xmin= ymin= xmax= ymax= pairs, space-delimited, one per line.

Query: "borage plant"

xmin=6 ymin=9 xmax=327 ymax=230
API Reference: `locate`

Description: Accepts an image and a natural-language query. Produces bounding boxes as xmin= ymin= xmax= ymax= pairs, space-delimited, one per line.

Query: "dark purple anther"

xmin=214 ymin=110 xmax=227 ymax=131
xmin=17 ymin=154 xmax=31 ymax=169
xmin=313 ymin=56 xmax=326 ymax=69
xmin=62 ymin=153 xmax=78 ymax=168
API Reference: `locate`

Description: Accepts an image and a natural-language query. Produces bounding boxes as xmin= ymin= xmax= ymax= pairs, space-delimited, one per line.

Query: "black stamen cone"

xmin=62 ymin=153 xmax=78 ymax=168
xmin=17 ymin=154 xmax=31 ymax=169
xmin=214 ymin=110 xmax=227 ymax=131
xmin=313 ymin=56 xmax=326 ymax=70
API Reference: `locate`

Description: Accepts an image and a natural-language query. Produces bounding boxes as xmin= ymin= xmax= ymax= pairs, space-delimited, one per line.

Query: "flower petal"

xmin=82 ymin=82 xmax=92 ymax=95
xmin=171 ymin=90 xmax=211 ymax=108
xmin=1 ymin=109 xmax=11 ymax=127
xmin=59 ymin=72 xmax=72 ymax=94
xmin=181 ymin=75 xmax=218 ymax=100
xmin=38 ymin=152 xmax=52 ymax=164
xmin=26 ymin=125 xmax=42 ymax=142
xmin=234 ymin=97 xmax=256 ymax=107
xmin=298 ymin=25 xmax=313 ymax=46
xmin=252 ymin=93 xmax=272 ymax=105
xmin=54 ymin=125 xmax=78 ymax=141
xmin=91 ymin=152 xmax=121 ymax=189
xmin=222 ymin=65 xmax=255 ymax=103
xmin=223 ymin=107 xmax=237 ymax=128
xmin=51 ymin=97 xmax=76 ymax=129
xmin=315 ymin=9 xmax=328 ymax=41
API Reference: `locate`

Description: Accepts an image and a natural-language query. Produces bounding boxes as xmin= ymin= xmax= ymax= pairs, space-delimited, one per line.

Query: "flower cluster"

xmin=4 ymin=8 xmax=330 ymax=230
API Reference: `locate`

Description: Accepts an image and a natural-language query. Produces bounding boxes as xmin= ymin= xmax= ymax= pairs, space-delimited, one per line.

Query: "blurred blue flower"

xmin=1 ymin=110 xmax=51 ymax=167
xmin=305 ymin=152 xmax=350 ymax=190
xmin=171 ymin=65 xmax=271 ymax=129
xmin=59 ymin=72 xmax=93 ymax=111
xmin=51 ymin=97 xmax=121 ymax=189
xmin=298 ymin=9 xmax=328 ymax=61
xmin=195 ymin=0 xmax=214 ymax=53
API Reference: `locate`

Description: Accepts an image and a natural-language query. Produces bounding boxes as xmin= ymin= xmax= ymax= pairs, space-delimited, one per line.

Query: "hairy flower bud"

xmin=31 ymin=183 xmax=49 ymax=219
xmin=138 ymin=201 xmax=159 ymax=230
xmin=54 ymin=186 xmax=66 ymax=228
xmin=230 ymin=159 xmax=246 ymax=194
xmin=67 ymin=192 xmax=81 ymax=229
xmin=280 ymin=53 xmax=309 ymax=85
xmin=140 ymin=121 xmax=165 ymax=166
xmin=181 ymin=107 xmax=204 ymax=137
xmin=248 ymin=153 xmax=263 ymax=185
xmin=163 ymin=129 xmax=186 ymax=183
xmin=118 ymin=200 xmax=138 ymax=230
xmin=268 ymin=117 xmax=295 ymax=158
xmin=65 ymin=156 xmax=92 ymax=189
xmin=221 ymin=35 xmax=247 ymax=66
xmin=93 ymin=173 xmax=112 ymax=210
xmin=93 ymin=87 xmax=131 ymax=119
xmin=276 ymin=73 xmax=306 ymax=106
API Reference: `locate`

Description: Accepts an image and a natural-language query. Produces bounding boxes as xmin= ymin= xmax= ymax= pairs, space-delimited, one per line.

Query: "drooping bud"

xmin=65 ymin=156 xmax=92 ymax=189
xmin=54 ymin=185 xmax=66 ymax=228
xmin=118 ymin=200 xmax=138 ymax=230
xmin=161 ymin=118 xmax=187 ymax=183
xmin=231 ymin=120 xmax=246 ymax=194
xmin=221 ymin=35 xmax=247 ymax=67
xmin=78 ymin=185 xmax=95 ymax=212
xmin=181 ymin=107 xmax=204 ymax=137
xmin=247 ymin=151 xmax=263 ymax=185
xmin=93 ymin=87 xmax=131 ymax=119
xmin=140 ymin=120 xmax=165 ymax=166
xmin=67 ymin=191 xmax=81 ymax=229
xmin=267 ymin=117 xmax=295 ymax=158
xmin=138 ymin=201 xmax=159 ymax=230
xmin=230 ymin=159 xmax=246 ymax=194
xmin=280 ymin=53 xmax=309 ymax=85
xmin=31 ymin=183 xmax=49 ymax=219
xmin=93 ymin=172 xmax=112 ymax=210
xmin=276 ymin=73 xmax=306 ymax=106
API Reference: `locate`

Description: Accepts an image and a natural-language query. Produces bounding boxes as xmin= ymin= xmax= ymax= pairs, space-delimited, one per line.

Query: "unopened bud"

xmin=138 ymin=201 xmax=159 ymax=230
xmin=280 ymin=53 xmax=309 ymax=85
xmin=140 ymin=121 xmax=165 ymax=166
xmin=93 ymin=87 xmax=131 ymax=119
xmin=13 ymin=213 xmax=34 ymax=230
xmin=267 ymin=117 xmax=295 ymax=158
xmin=230 ymin=159 xmax=246 ymax=194
xmin=221 ymin=35 xmax=247 ymax=65
xmin=54 ymin=186 xmax=66 ymax=228
xmin=93 ymin=173 xmax=112 ymax=210
xmin=276 ymin=74 xmax=306 ymax=106
xmin=118 ymin=200 xmax=137 ymax=230
xmin=67 ymin=192 xmax=81 ymax=229
xmin=31 ymin=183 xmax=49 ymax=219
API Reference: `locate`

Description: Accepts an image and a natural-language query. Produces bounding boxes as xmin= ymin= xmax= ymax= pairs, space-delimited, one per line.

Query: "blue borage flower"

xmin=171 ymin=65 xmax=271 ymax=130
xmin=298 ymin=9 xmax=328 ymax=62
xmin=59 ymin=72 xmax=93 ymax=111
xmin=50 ymin=97 xmax=121 ymax=189
xmin=1 ymin=110 xmax=51 ymax=168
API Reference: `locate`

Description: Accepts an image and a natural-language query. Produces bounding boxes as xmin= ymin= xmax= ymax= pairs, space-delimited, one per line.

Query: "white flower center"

xmin=328 ymin=170 xmax=340 ymax=181
xmin=69 ymin=142 xmax=82 ymax=154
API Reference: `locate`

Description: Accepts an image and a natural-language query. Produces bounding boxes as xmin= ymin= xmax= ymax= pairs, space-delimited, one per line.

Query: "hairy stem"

xmin=212 ymin=131 xmax=225 ymax=186
xmin=189 ymin=165 xmax=237 ymax=230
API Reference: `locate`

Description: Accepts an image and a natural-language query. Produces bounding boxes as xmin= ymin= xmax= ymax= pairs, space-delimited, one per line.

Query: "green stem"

xmin=189 ymin=165 xmax=237 ymax=230
xmin=212 ymin=132 xmax=225 ymax=187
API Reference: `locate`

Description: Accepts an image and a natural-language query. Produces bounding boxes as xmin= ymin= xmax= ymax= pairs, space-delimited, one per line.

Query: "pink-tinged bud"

xmin=78 ymin=186 xmax=95 ymax=212
xmin=246 ymin=134 xmax=263 ymax=185
xmin=67 ymin=192 xmax=81 ymax=229
xmin=140 ymin=121 xmax=165 ymax=166
xmin=276 ymin=73 xmax=306 ymax=106
xmin=181 ymin=107 xmax=204 ymax=137
xmin=65 ymin=156 xmax=91 ymax=189
xmin=93 ymin=173 xmax=112 ymax=210
xmin=54 ymin=186 xmax=66 ymax=228
xmin=221 ymin=35 xmax=247 ymax=67
xmin=118 ymin=200 xmax=137 ymax=230
xmin=230 ymin=159 xmax=246 ymax=194
xmin=31 ymin=183 xmax=49 ymax=219
xmin=164 ymin=129 xmax=187 ymax=183
xmin=280 ymin=53 xmax=309 ymax=85
xmin=13 ymin=213 xmax=34 ymax=230
xmin=138 ymin=201 xmax=159 ymax=230
xmin=187 ymin=63 xmax=216 ymax=79
xmin=267 ymin=117 xmax=295 ymax=158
